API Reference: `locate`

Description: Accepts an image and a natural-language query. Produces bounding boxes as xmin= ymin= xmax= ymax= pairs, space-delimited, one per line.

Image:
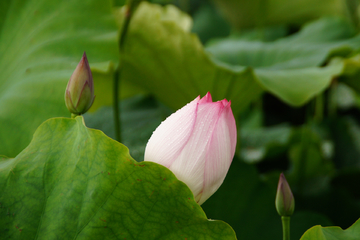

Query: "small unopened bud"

xmin=275 ymin=173 xmax=295 ymax=217
xmin=65 ymin=52 xmax=95 ymax=115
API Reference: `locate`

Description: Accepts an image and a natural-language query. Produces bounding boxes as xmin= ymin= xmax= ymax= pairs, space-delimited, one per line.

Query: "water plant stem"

xmin=314 ymin=94 xmax=324 ymax=122
xmin=328 ymin=79 xmax=338 ymax=118
xmin=113 ymin=3 xmax=136 ymax=142
xmin=113 ymin=68 xmax=121 ymax=142
xmin=281 ymin=216 xmax=291 ymax=240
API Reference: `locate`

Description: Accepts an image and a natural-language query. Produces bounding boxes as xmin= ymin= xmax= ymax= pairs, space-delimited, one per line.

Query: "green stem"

xmin=113 ymin=2 xmax=137 ymax=142
xmin=328 ymin=79 xmax=338 ymax=118
xmin=281 ymin=216 xmax=291 ymax=240
xmin=314 ymin=94 xmax=324 ymax=123
xmin=344 ymin=0 xmax=360 ymax=30
xmin=119 ymin=5 xmax=133 ymax=50
xmin=71 ymin=113 xmax=78 ymax=118
xmin=113 ymin=68 xmax=121 ymax=142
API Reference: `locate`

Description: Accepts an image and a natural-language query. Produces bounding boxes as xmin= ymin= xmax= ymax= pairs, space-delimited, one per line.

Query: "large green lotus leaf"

xmin=206 ymin=17 xmax=358 ymax=69
xmin=0 ymin=116 xmax=236 ymax=239
xmin=117 ymin=2 xmax=264 ymax=115
xmin=211 ymin=0 xmax=345 ymax=29
xmin=300 ymin=219 xmax=360 ymax=240
xmin=255 ymin=62 xmax=343 ymax=106
xmin=206 ymin=17 xmax=360 ymax=106
xmin=0 ymin=0 xmax=134 ymax=158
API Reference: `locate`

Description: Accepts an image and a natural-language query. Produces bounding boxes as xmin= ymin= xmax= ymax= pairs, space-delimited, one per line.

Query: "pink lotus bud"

xmin=276 ymin=173 xmax=295 ymax=217
xmin=65 ymin=52 xmax=95 ymax=115
xmin=144 ymin=92 xmax=237 ymax=205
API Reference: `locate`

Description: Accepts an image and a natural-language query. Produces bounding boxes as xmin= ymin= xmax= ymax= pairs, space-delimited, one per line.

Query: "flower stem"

xmin=314 ymin=93 xmax=324 ymax=123
xmin=113 ymin=68 xmax=121 ymax=142
xmin=281 ymin=216 xmax=291 ymax=240
xmin=328 ymin=79 xmax=338 ymax=118
xmin=113 ymin=2 xmax=137 ymax=142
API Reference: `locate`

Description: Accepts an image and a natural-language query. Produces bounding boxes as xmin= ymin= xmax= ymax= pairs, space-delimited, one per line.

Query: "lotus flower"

xmin=144 ymin=92 xmax=237 ymax=205
xmin=65 ymin=52 xmax=95 ymax=115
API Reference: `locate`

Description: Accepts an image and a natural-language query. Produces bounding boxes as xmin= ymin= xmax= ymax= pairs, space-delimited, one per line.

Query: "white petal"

xmin=199 ymin=103 xmax=237 ymax=204
xmin=169 ymin=101 xmax=224 ymax=200
xmin=144 ymin=96 xmax=199 ymax=168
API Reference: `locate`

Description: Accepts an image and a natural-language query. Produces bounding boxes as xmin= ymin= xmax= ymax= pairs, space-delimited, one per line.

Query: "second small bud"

xmin=275 ymin=173 xmax=295 ymax=217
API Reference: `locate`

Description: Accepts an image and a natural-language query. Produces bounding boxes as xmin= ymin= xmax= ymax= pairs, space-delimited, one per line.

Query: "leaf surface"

xmin=300 ymin=219 xmax=360 ymax=240
xmin=0 ymin=0 xmax=121 ymax=157
xmin=119 ymin=4 xmax=360 ymax=114
xmin=118 ymin=2 xmax=264 ymax=114
xmin=211 ymin=0 xmax=344 ymax=29
xmin=206 ymin=17 xmax=360 ymax=106
xmin=0 ymin=116 xmax=236 ymax=239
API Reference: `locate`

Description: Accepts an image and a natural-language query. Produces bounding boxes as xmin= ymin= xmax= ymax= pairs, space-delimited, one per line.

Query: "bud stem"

xmin=113 ymin=2 xmax=138 ymax=143
xmin=281 ymin=216 xmax=291 ymax=240
xmin=113 ymin=68 xmax=122 ymax=142
xmin=71 ymin=113 xmax=78 ymax=118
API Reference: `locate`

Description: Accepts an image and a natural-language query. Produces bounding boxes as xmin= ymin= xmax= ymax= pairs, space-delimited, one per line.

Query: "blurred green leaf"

xmin=91 ymin=70 xmax=145 ymax=113
xmin=335 ymin=83 xmax=357 ymax=110
xmin=207 ymin=17 xmax=360 ymax=106
xmin=240 ymin=124 xmax=292 ymax=163
xmin=340 ymin=54 xmax=360 ymax=93
xmin=113 ymin=0 xmax=126 ymax=6
xmin=0 ymin=116 xmax=236 ymax=239
xmin=254 ymin=62 xmax=343 ymax=106
xmin=206 ymin=17 xmax=358 ymax=68
xmin=0 ymin=0 xmax=120 ymax=157
xmin=229 ymin=25 xmax=288 ymax=42
xmin=191 ymin=3 xmax=230 ymax=44
xmin=119 ymin=4 xmax=360 ymax=113
xmin=288 ymin=126 xmax=335 ymax=195
xmin=118 ymin=2 xmax=264 ymax=115
xmin=300 ymin=218 xmax=360 ymax=240
xmin=211 ymin=0 xmax=346 ymax=29
xmin=84 ymin=95 xmax=169 ymax=161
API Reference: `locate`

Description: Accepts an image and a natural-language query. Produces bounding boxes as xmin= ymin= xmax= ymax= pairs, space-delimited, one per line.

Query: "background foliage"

xmin=1 ymin=0 xmax=360 ymax=239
